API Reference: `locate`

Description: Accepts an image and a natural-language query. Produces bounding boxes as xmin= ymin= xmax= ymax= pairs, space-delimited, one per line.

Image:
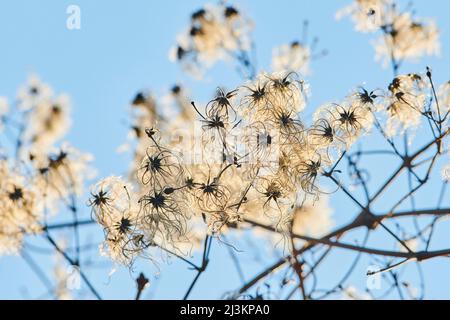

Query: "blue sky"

xmin=1 ymin=0 xmax=450 ymax=299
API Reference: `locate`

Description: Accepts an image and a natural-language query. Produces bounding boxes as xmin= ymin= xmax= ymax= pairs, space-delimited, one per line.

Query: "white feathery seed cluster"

xmin=0 ymin=76 xmax=94 ymax=256
xmin=337 ymin=0 xmax=440 ymax=67
xmin=170 ymin=3 xmax=253 ymax=77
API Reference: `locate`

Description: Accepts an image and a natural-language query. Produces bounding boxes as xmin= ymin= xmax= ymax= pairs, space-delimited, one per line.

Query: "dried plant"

xmin=1 ymin=0 xmax=450 ymax=300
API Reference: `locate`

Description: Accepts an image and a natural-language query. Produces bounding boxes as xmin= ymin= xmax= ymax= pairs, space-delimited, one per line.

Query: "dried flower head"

xmin=170 ymin=3 xmax=253 ymax=77
xmin=0 ymin=161 xmax=43 ymax=255
xmin=25 ymin=94 xmax=71 ymax=155
xmin=384 ymin=73 xmax=428 ymax=136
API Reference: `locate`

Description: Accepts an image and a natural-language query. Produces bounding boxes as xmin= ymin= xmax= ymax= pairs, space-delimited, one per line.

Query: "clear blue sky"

xmin=1 ymin=0 xmax=449 ymax=299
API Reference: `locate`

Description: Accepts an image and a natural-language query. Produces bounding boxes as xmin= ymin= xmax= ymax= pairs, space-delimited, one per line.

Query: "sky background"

xmin=1 ymin=0 xmax=450 ymax=299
